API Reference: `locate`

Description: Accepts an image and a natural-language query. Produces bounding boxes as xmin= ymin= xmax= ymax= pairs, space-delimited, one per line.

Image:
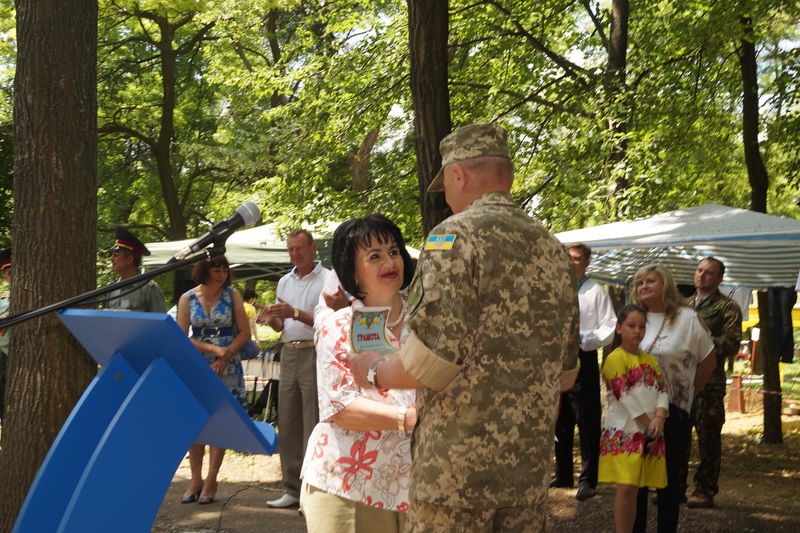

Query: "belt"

xmin=285 ymin=340 xmax=315 ymax=349
xmin=192 ymin=326 xmax=234 ymax=338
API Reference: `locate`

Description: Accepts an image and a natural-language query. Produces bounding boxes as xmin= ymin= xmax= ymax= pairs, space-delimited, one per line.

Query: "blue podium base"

xmin=13 ymin=310 xmax=277 ymax=533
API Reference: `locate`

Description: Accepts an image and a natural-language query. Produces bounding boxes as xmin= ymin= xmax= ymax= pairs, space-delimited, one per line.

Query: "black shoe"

xmin=686 ymin=492 xmax=714 ymax=508
xmin=549 ymin=476 xmax=573 ymax=488
xmin=576 ymin=483 xmax=596 ymax=501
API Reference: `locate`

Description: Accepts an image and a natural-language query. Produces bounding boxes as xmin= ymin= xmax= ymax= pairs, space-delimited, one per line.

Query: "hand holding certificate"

xmin=351 ymin=307 xmax=399 ymax=355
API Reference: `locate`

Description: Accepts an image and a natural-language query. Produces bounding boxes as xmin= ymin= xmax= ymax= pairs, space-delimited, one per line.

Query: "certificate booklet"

xmin=350 ymin=307 xmax=398 ymax=355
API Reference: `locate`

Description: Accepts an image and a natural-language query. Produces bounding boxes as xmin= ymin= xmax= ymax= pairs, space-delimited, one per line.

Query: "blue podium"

xmin=13 ymin=309 xmax=278 ymax=533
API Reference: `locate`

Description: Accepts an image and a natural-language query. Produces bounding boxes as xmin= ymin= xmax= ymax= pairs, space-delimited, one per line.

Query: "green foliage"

xmin=0 ymin=1 xmax=14 ymax=246
xmin=0 ymin=0 xmax=800 ymax=271
xmin=444 ymin=0 xmax=762 ymax=227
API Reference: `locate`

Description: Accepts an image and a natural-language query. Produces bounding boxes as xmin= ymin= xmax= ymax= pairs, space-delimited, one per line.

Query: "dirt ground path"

xmin=153 ymin=412 xmax=800 ymax=532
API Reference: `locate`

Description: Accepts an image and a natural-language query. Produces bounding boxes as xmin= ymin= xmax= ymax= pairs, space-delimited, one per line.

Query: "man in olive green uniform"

xmin=106 ymin=227 xmax=166 ymax=313
xmin=0 ymin=248 xmax=11 ymax=422
xmin=349 ymin=123 xmax=579 ymax=532
xmin=686 ymin=257 xmax=741 ymax=509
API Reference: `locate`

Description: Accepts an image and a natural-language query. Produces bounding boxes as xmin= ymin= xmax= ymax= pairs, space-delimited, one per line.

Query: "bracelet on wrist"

xmin=397 ymin=406 xmax=407 ymax=431
xmin=653 ymin=413 xmax=665 ymax=421
xmin=367 ymin=359 xmax=385 ymax=391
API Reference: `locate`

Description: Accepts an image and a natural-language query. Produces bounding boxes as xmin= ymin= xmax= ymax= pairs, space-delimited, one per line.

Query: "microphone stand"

xmin=0 ymin=245 xmax=227 ymax=331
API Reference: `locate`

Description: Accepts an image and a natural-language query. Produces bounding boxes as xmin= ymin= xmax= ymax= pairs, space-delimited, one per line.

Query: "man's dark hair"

xmin=287 ymin=228 xmax=314 ymax=245
xmin=119 ymin=249 xmax=142 ymax=268
xmin=567 ymin=242 xmax=592 ymax=261
xmin=191 ymin=255 xmax=232 ymax=287
xmin=700 ymin=256 xmax=725 ymax=276
xmin=243 ymin=288 xmax=257 ymax=301
xmin=332 ymin=214 xmax=414 ymax=301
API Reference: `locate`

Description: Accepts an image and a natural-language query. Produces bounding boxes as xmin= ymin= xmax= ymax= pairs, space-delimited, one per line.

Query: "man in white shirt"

xmin=261 ymin=229 xmax=329 ymax=508
xmin=552 ymin=243 xmax=616 ymax=501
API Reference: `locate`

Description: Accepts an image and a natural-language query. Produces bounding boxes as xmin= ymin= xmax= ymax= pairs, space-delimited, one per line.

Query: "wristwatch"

xmin=293 ymin=308 xmax=300 ymax=319
xmin=367 ymin=359 xmax=384 ymax=390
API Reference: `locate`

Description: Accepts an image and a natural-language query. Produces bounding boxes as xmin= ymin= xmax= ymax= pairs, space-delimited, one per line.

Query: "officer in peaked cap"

xmin=0 ymin=247 xmax=10 ymax=421
xmin=107 ymin=227 xmax=166 ymax=313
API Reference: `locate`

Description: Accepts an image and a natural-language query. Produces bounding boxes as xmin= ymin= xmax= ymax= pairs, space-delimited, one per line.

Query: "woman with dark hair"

xmin=300 ymin=214 xmax=416 ymax=533
xmin=176 ymin=255 xmax=250 ymax=504
xmin=630 ymin=264 xmax=714 ymax=532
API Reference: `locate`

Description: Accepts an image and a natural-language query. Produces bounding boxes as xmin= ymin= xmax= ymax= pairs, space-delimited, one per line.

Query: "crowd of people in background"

xmin=0 ymin=123 xmax=747 ymax=532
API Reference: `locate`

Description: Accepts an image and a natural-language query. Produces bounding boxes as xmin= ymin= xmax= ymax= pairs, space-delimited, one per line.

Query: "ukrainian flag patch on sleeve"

xmin=424 ymin=234 xmax=457 ymax=250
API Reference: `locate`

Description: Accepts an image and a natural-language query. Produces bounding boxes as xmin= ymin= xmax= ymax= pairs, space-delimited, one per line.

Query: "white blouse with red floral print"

xmin=601 ymin=347 xmax=670 ymax=456
xmin=300 ymin=301 xmax=415 ymax=512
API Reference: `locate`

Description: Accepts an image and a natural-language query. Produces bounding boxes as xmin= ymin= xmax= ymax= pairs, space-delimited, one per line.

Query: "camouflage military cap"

xmin=428 ymin=123 xmax=510 ymax=192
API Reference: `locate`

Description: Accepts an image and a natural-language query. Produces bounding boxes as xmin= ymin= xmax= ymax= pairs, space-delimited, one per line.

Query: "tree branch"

xmin=630 ymin=49 xmax=701 ymax=91
xmin=583 ymin=0 xmax=609 ymax=51
xmin=175 ymin=22 xmax=217 ymax=56
xmin=483 ymin=1 xmax=592 ymax=87
xmin=451 ymin=81 xmax=595 ymax=118
xmin=98 ymin=123 xmax=156 ymax=148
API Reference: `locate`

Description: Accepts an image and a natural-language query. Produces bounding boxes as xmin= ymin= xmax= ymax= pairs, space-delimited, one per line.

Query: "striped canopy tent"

xmin=555 ymin=203 xmax=800 ymax=290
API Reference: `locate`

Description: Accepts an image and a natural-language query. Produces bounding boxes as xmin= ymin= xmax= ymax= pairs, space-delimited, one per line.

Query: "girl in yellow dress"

xmin=599 ymin=304 xmax=668 ymax=533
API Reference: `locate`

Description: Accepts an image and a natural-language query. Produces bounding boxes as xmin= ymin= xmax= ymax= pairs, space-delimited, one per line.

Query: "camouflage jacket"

xmin=398 ymin=191 xmax=579 ymax=508
xmin=688 ymin=289 xmax=742 ymax=390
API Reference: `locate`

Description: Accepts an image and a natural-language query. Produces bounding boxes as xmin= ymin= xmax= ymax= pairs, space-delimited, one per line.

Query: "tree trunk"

xmin=738 ymin=16 xmax=780 ymax=444
xmin=738 ymin=17 xmax=768 ymax=214
xmin=407 ymin=0 xmax=451 ymax=235
xmin=156 ymin=17 xmax=187 ymax=240
xmin=756 ymin=291 xmax=782 ymax=443
xmin=0 ymin=1 xmax=99 ymax=529
xmin=606 ymin=0 xmax=629 ymax=195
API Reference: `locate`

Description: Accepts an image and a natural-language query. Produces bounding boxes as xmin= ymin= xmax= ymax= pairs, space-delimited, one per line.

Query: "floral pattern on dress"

xmin=609 ymin=363 xmax=667 ymax=400
xmin=301 ymin=301 xmax=414 ymax=512
xmin=600 ymin=427 xmax=666 ymax=458
xmin=598 ymin=347 xmax=669 ymax=488
xmin=188 ymin=287 xmax=246 ymax=407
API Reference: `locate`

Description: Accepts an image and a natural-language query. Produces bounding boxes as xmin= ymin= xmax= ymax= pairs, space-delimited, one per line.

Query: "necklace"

xmin=645 ymin=314 xmax=668 ymax=354
xmin=387 ymin=298 xmax=407 ymax=328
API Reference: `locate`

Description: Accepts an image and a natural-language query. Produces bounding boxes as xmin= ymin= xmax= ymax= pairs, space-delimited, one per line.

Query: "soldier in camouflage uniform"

xmin=106 ymin=227 xmax=166 ymax=313
xmin=348 ymin=123 xmax=579 ymax=532
xmin=685 ymin=257 xmax=741 ymax=509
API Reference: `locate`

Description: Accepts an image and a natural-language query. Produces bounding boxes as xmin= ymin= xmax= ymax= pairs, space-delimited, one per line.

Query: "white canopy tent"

xmin=555 ymin=203 xmax=800 ymax=290
xmin=143 ymin=221 xmax=419 ymax=282
xmin=142 ymin=222 xmax=336 ymax=281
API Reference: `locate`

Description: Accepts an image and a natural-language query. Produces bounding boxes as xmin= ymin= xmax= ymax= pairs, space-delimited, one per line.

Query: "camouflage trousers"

xmin=686 ymin=382 xmax=726 ymax=497
xmin=406 ymin=492 xmax=546 ymax=533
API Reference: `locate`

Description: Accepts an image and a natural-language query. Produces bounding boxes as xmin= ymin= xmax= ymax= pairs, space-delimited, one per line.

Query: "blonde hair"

xmin=630 ymin=264 xmax=685 ymax=322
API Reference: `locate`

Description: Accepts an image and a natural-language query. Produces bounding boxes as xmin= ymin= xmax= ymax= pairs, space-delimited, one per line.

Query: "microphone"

xmin=170 ymin=202 xmax=260 ymax=262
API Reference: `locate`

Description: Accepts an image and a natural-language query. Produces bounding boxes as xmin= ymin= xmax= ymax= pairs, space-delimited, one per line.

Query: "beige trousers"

xmin=300 ymin=482 xmax=405 ymax=533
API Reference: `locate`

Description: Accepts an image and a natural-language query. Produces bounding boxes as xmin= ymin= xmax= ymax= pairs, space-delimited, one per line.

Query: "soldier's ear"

xmin=450 ymin=163 xmax=468 ymax=190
